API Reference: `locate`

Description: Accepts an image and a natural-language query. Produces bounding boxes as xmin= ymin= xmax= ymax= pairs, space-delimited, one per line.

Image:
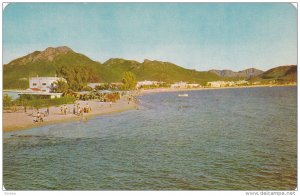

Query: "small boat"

xmin=178 ymin=93 xmax=188 ymax=97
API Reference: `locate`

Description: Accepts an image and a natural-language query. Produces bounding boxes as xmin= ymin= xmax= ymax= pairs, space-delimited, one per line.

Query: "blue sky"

xmin=3 ymin=3 xmax=297 ymax=71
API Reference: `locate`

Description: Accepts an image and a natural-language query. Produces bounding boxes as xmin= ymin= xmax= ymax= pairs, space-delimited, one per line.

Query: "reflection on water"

xmin=3 ymin=86 xmax=297 ymax=190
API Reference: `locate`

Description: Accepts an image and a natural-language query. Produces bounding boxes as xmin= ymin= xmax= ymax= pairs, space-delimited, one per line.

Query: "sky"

xmin=3 ymin=3 xmax=297 ymax=71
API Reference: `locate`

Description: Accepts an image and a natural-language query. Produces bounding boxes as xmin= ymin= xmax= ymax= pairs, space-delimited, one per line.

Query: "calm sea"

xmin=3 ymin=86 xmax=297 ymax=190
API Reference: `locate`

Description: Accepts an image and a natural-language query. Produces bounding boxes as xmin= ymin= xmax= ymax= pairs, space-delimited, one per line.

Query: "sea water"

xmin=3 ymin=86 xmax=297 ymax=190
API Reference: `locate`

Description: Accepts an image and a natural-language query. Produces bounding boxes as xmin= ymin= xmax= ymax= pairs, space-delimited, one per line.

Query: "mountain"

xmin=3 ymin=46 xmax=112 ymax=89
xmin=250 ymin=65 xmax=297 ymax=84
xmin=209 ymin=68 xmax=263 ymax=78
xmin=104 ymin=58 xmax=222 ymax=84
xmin=3 ymin=46 xmax=222 ymax=89
xmin=4 ymin=46 xmax=295 ymax=90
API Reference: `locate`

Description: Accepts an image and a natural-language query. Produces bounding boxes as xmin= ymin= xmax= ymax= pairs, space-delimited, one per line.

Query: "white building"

xmin=88 ymin=83 xmax=106 ymax=89
xmin=207 ymin=81 xmax=235 ymax=87
xmin=19 ymin=91 xmax=63 ymax=99
xmin=29 ymin=76 xmax=66 ymax=92
xmin=187 ymin=83 xmax=200 ymax=88
xmin=171 ymin=82 xmax=200 ymax=88
xmin=235 ymin=80 xmax=249 ymax=85
xmin=137 ymin=80 xmax=158 ymax=88
xmin=171 ymin=82 xmax=188 ymax=88
xmin=137 ymin=80 xmax=167 ymax=88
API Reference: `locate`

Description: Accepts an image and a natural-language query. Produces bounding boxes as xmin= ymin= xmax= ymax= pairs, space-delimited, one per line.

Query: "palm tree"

xmin=51 ymin=79 xmax=70 ymax=95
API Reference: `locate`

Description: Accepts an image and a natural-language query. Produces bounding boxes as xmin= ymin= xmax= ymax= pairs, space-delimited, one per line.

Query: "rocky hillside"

xmin=250 ymin=65 xmax=297 ymax=84
xmin=3 ymin=46 xmax=222 ymax=89
xmin=209 ymin=68 xmax=263 ymax=78
xmin=3 ymin=46 xmax=112 ymax=89
xmin=4 ymin=46 xmax=295 ymax=89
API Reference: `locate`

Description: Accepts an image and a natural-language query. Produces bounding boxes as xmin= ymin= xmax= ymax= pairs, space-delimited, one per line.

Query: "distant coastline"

xmin=138 ymin=84 xmax=297 ymax=95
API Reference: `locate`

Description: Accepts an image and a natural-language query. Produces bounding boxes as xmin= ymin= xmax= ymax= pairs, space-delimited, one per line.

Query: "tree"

xmin=95 ymin=83 xmax=110 ymax=90
xmin=56 ymin=65 xmax=100 ymax=92
xmin=51 ymin=79 xmax=70 ymax=95
xmin=122 ymin=71 xmax=137 ymax=90
xmin=3 ymin=94 xmax=12 ymax=107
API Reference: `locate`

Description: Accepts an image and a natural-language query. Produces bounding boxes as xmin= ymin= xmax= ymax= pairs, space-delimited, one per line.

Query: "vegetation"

xmin=3 ymin=47 xmax=224 ymax=90
xmin=56 ymin=64 xmax=100 ymax=92
xmin=105 ymin=93 xmax=121 ymax=102
xmin=3 ymin=47 xmax=297 ymax=90
xmin=3 ymin=47 xmax=107 ymax=89
xmin=139 ymin=83 xmax=171 ymax=89
xmin=3 ymin=94 xmax=13 ymax=107
xmin=16 ymin=96 xmax=75 ymax=110
xmin=95 ymin=83 xmax=110 ymax=90
xmin=51 ymin=79 xmax=70 ymax=95
xmin=122 ymin=71 xmax=137 ymax=90
xmin=249 ymin=65 xmax=297 ymax=84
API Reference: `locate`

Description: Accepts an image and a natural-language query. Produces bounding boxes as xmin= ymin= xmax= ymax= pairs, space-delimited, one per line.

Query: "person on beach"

xmin=73 ymin=104 xmax=76 ymax=115
xmin=78 ymin=107 xmax=81 ymax=116
xmin=34 ymin=111 xmax=43 ymax=123
xmin=64 ymin=105 xmax=68 ymax=115
xmin=46 ymin=106 xmax=50 ymax=116
xmin=128 ymin=96 xmax=131 ymax=104
xmin=86 ymin=103 xmax=90 ymax=113
xmin=110 ymin=102 xmax=112 ymax=107
xmin=133 ymin=97 xmax=139 ymax=110
xmin=76 ymin=103 xmax=80 ymax=115
xmin=87 ymin=106 xmax=89 ymax=113
xmin=60 ymin=106 xmax=63 ymax=114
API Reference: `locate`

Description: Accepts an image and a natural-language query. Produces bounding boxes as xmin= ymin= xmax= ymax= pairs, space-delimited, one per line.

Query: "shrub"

xmin=3 ymin=94 xmax=12 ymax=107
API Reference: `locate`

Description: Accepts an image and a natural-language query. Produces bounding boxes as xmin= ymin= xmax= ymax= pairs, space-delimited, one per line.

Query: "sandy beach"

xmin=3 ymin=84 xmax=295 ymax=132
xmin=3 ymin=97 xmax=137 ymax=132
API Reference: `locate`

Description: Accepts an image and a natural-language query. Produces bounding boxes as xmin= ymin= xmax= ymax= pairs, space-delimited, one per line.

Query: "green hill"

xmin=3 ymin=47 xmax=116 ymax=89
xmin=103 ymin=58 xmax=222 ymax=84
xmin=134 ymin=59 xmax=221 ymax=84
xmin=5 ymin=46 xmax=294 ymax=90
xmin=250 ymin=65 xmax=297 ymax=84
xmin=3 ymin=46 xmax=223 ymax=89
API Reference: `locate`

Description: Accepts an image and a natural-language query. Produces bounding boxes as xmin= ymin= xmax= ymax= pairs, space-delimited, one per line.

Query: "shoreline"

xmin=3 ymin=97 xmax=137 ymax=133
xmin=138 ymin=84 xmax=297 ymax=95
xmin=3 ymin=84 xmax=296 ymax=133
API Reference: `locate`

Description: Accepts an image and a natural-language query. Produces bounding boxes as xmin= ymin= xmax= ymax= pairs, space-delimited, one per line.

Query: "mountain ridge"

xmin=209 ymin=68 xmax=264 ymax=78
xmin=3 ymin=46 xmax=297 ymax=89
xmin=250 ymin=65 xmax=297 ymax=84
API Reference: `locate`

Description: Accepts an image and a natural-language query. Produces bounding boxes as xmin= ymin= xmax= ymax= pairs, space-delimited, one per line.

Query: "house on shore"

xmin=29 ymin=76 xmax=67 ymax=93
xmin=137 ymin=80 xmax=166 ymax=88
xmin=207 ymin=81 xmax=235 ymax=87
xmin=18 ymin=91 xmax=63 ymax=99
xmin=171 ymin=81 xmax=187 ymax=88
xmin=87 ymin=83 xmax=106 ymax=89
xmin=207 ymin=80 xmax=249 ymax=87
xmin=10 ymin=76 xmax=66 ymax=99
xmin=171 ymin=82 xmax=200 ymax=88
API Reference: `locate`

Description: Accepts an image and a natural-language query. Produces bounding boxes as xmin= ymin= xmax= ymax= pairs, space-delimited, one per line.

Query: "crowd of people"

xmin=60 ymin=103 xmax=92 ymax=116
xmin=31 ymin=94 xmax=138 ymax=124
xmin=33 ymin=103 xmax=92 ymax=123
xmin=33 ymin=108 xmax=49 ymax=123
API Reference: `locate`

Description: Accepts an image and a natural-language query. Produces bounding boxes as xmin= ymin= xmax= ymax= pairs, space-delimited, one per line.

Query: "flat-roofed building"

xmin=29 ymin=76 xmax=66 ymax=92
